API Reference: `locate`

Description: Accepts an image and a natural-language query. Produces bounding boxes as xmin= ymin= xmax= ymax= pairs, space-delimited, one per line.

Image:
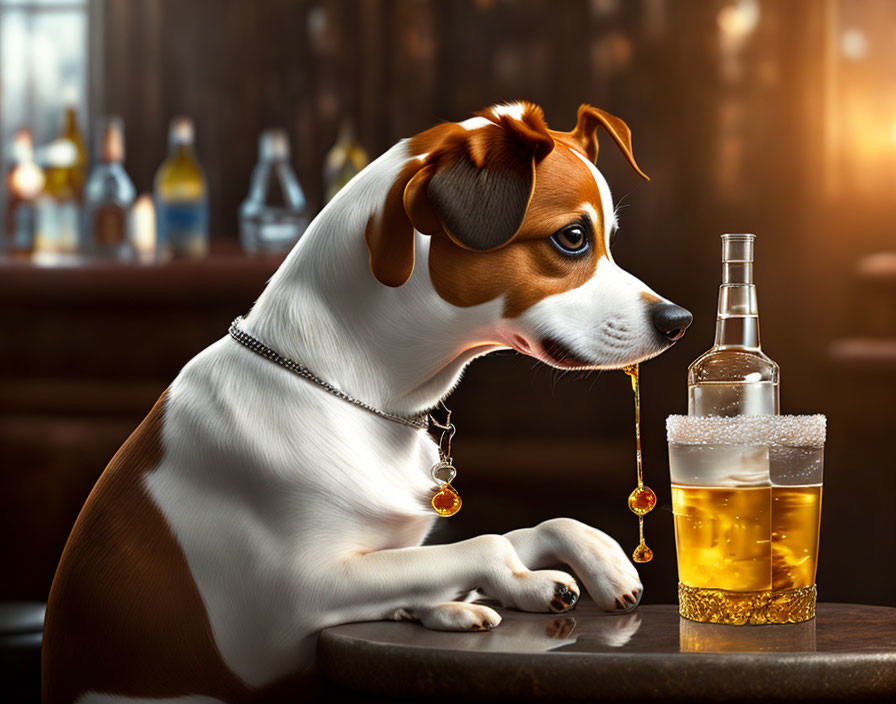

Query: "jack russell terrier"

xmin=43 ymin=101 xmax=692 ymax=704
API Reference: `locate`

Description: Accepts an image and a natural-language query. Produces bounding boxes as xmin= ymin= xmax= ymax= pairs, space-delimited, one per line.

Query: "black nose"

xmin=651 ymin=302 xmax=692 ymax=342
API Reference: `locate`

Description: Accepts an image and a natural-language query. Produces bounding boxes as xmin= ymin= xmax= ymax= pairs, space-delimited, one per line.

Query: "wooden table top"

xmin=318 ymin=601 xmax=896 ymax=702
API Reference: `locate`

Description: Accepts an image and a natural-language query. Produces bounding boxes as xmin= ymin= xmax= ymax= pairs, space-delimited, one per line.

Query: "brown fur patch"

xmin=365 ymin=160 xmax=421 ymax=287
xmin=366 ymin=103 xmax=645 ymax=313
xmin=564 ymin=104 xmax=650 ymax=180
xmin=42 ymin=392 xmax=308 ymax=703
xmin=427 ymin=143 xmax=605 ymax=318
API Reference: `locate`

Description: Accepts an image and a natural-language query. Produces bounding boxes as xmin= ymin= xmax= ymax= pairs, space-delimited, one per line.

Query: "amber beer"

xmin=667 ymin=415 xmax=826 ymax=625
xmin=672 ymin=485 xmax=822 ymax=592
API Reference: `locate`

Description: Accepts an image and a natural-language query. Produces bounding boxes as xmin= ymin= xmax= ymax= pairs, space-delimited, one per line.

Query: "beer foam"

xmin=666 ymin=414 xmax=826 ymax=448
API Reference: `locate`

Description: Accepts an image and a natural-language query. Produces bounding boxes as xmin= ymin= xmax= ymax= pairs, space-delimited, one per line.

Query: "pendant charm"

xmin=428 ymin=405 xmax=462 ymax=517
xmin=430 ymin=460 xmax=461 ymax=516
xmin=432 ymin=483 xmax=462 ymax=517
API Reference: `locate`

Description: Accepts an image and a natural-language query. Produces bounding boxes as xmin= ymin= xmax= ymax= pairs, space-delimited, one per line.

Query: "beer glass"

xmin=667 ymin=414 xmax=826 ymax=625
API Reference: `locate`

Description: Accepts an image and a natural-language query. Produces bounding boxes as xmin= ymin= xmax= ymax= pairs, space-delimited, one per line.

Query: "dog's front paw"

xmin=397 ymin=602 xmax=502 ymax=632
xmin=501 ymin=569 xmax=580 ymax=614
xmin=542 ymin=518 xmax=643 ymax=612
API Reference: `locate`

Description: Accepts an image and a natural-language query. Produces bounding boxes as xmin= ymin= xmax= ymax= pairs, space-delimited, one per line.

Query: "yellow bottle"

xmin=154 ymin=117 xmax=209 ymax=259
xmin=59 ymin=106 xmax=88 ymax=197
xmin=323 ymin=121 xmax=368 ymax=203
xmin=35 ymin=108 xmax=86 ymax=256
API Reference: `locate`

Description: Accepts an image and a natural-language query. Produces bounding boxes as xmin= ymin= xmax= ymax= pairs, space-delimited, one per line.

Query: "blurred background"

xmin=1 ymin=0 xmax=894 ymax=616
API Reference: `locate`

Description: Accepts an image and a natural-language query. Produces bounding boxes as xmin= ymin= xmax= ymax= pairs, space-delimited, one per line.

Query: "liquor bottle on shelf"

xmin=687 ymin=233 xmax=779 ymax=416
xmin=240 ymin=129 xmax=308 ymax=254
xmin=84 ymin=116 xmax=136 ymax=258
xmin=154 ymin=116 xmax=209 ymax=259
xmin=323 ymin=121 xmax=368 ymax=203
xmin=59 ymin=105 xmax=88 ymax=198
xmin=35 ymin=134 xmax=82 ymax=258
xmin=3 ymin=130 xmax=45 ymax=256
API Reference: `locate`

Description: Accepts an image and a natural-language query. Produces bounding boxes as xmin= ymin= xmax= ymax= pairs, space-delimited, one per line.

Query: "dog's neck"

xmin=245 ymin=143 xmax=509 ymax=418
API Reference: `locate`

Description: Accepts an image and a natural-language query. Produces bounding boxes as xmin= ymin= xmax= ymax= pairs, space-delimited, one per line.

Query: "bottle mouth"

xmin=169 ymin=116 xmax=195 ymax=146
xmin=721 ymin=233 xmax=755 ymax=263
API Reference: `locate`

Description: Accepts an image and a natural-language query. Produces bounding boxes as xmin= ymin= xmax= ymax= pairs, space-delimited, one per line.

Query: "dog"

xmin=42 ymin=101 xmax=692 ymax=704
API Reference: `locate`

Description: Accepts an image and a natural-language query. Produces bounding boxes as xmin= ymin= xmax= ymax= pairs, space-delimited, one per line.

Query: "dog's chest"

xmin=345 ymin=425 xmax=442 ymax=551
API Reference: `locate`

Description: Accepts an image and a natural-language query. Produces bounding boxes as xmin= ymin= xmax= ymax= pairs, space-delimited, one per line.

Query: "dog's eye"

xmin=550 ymin=225 xmax=589 ymax=255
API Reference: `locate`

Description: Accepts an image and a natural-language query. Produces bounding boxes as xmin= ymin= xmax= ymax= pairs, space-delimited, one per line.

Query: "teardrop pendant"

xmin=432 ymin=483 xmax=462 ymax=517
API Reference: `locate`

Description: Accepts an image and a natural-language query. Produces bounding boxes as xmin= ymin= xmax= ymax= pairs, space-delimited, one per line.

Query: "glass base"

xmin=678 ymin=583 xmax=816 ymax=625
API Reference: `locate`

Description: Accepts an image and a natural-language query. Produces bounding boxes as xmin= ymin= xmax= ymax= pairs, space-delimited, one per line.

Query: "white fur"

xmin=459 ymin=116 xmax=494 ymax=131
xmin=134 ymin=117 xmax=681 ymax=696
xmin=572 ymin=148 xmax=619 ymax=255
xmin=491 ymin=102 xmax=527 ymax=121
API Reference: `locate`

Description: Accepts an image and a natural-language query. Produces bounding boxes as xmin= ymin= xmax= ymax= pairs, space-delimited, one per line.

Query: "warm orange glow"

xmin=9 ymin=162 xmax=45 ymax=199
xmin=130 ymin=194 xmax=156 ymax=261
xmin=8 ymin=130 xmax=45 ymax=199
xmin=718 ymin=0 xmax=759 ymax=44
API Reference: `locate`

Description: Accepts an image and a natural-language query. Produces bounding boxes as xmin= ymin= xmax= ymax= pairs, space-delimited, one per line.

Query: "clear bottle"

xmin=3 ymin=130 xmax=45 ymax=256
xmin=688 ymin=233 xmax=779 ymax=416
xmin=239 ymin=129 xmax=308 ymax=254
xmin=84 ymin=116 xmax=136 ymax=258
xmin=154 ymin=117 xmax=209 ymax=259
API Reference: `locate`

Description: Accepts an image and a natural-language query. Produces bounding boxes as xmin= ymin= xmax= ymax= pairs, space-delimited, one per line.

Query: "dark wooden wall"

xmin=3 ymin=0 xmax=894 ymax=607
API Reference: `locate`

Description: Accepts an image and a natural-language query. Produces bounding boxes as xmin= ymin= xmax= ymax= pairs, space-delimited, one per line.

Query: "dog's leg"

xmin=394 ymin=602 xmax=502 ymax=631
xmin=504 ymin=518 xmax=643 ymax=611
xmin=334 ymin=534 xmax=579 ymax=629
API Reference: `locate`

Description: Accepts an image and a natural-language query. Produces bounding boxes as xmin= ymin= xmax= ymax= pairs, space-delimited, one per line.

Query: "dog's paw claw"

xmin=550 ymin=582 xmax=578 ymax=613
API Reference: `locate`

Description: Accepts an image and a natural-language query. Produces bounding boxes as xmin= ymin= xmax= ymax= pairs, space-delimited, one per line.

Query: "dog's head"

xmin=365 ymin=101 xmax=691 ymax=369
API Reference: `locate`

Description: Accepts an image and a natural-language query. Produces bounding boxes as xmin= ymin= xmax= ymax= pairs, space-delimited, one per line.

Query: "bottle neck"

xmin=169 ymin=143 xmax=196 ymax=160
xmin=61 ymin=108 xmax=78 ymax=137
xmin=97 ymin=126 xmax=124 ymax=165
xmin=714 ymin=238 xmax=762 ymax=350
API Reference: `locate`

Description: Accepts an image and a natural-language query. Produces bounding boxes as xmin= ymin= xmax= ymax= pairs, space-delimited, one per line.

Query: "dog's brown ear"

xmin=567 ymin=104 xmax=649 ymax=181
xmin=365 ymin=164 xmax=420 ymax=288
xmin=420 ymin=104 xmax=555 ymax=252
xmin=365 ymin=102 xmax=555 ymax=286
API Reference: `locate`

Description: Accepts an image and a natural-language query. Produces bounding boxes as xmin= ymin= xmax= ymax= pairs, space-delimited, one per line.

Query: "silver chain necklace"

xmin=228 ymin=316 xmax=430 ymax=430
xmin=228 ymin=316 xmax=463 ymax=516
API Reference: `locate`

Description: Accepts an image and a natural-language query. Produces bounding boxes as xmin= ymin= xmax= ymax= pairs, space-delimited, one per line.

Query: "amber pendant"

xmin=432 ymin=483 xmax=462 ymax=517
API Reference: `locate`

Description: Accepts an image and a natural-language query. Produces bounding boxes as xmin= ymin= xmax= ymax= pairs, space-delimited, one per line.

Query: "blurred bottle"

xmin=59 ymin=105 xmax=88 ymax=198
xmin=240 ymin=129 xmax=308 ymax=254
xmin=84 ymin=116 xmax=136 ymax=258
xmin=35 ymin=134 xmax=82 ymax=257
xmin=154 ymin=117 xmax=208 ymax=259
xmin=687 ymin=233 xmax=779 ymax=416
xmin=3 ymin=130 xmax=45 ymax=256
xmin=323 ymin=121 xmax=368 ymax=203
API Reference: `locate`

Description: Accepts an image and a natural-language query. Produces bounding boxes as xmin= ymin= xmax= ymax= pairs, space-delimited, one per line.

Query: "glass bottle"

xmin=688 ymin=233 xmax=779 ymax=416
xmin=3 ymin=130 xmax=45 ymax=256
xmin=154 ymin=116 xmax=209 ymax=259
xmin=59 ymin=105 xmax=88 ymax=198
xmin=35 ymin=135 xmax=82 ymax=257
xmin=323 ymin=121 xmax=368 ymax=203
xmin=239 ymin=129 xmax=308 ymax=254
xmin=84 ymin=116 xmax=136 ymax=258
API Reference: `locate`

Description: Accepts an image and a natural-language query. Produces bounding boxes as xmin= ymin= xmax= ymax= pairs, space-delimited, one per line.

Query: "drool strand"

xmin=623 ymin=364 xmax=656 ymax=563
